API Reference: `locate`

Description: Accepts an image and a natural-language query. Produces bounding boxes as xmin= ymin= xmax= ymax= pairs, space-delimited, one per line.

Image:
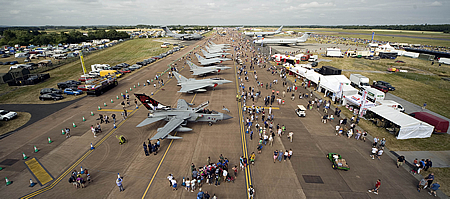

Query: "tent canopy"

xmin=368 ymin=105 xmax=434 ymax=139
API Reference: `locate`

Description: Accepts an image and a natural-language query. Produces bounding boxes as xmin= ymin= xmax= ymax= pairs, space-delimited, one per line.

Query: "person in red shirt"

xmin=368 ymin=179 xmax=381 ymax=195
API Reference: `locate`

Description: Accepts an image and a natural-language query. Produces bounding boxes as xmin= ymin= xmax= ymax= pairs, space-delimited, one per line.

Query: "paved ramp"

xmin=24 ymin=158 xmax=53 ymax=186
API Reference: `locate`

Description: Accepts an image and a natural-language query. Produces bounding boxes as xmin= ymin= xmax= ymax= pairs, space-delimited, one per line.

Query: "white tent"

xmin=367 ymin=106 xmax=434 ymax=139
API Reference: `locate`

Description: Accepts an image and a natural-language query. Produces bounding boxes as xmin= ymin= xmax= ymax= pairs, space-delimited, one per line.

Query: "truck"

xmin=359 ymin=86 xmax=385 ymax=103
xmin=410 ymin=112 xmax=449 ymax=134
xmin=375 ymin=100 xmax=405 ymax=112
xmin=349 ymin=74 xmax=370 ymax=89
xmin=326 ymin=48 xmax=343 ymax=58
xmin=99 ymin=70 xmax=122 ymax=78
xmin=295 ymin=105 xmax=306 ymax=117
xmin=308 ymin=55 xmax=318 ymax=62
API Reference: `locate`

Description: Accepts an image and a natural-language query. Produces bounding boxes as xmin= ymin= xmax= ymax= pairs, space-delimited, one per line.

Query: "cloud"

xmin=285 ymin=1 xmax=335 ymax=11
xmin=431 ymin=1 xmax=442 ymax=6
xmin=10 ymin=10 xmax=20 ymax=14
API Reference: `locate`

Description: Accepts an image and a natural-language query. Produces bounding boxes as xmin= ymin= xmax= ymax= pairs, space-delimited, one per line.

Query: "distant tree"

xmin=80 ymin=26 xmax=87 ymax=30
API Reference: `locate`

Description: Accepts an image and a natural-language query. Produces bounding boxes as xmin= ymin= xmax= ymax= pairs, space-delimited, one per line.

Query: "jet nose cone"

xmin=222 ymin=113 xmax=232 ymax=120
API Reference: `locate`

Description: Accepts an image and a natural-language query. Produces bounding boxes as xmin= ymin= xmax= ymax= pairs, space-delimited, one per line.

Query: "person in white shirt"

xmin=185 ymin=178 xmax=191 ymax=191
xmin=377 ymin=149 xmax=384 ymax=160
xmin=190 ymin=178 xmax=196 ymax=192
xmin=222 ymin=170 xmax=228 ymax=182
xmin=370 ymin=147 xmax=378 ymax=160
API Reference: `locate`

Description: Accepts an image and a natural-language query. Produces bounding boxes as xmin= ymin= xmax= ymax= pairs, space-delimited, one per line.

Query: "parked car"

xmin=57 ymin=82 xmax=78 ymax=89
xmin=371 ymin=84 xmax=389 ymax=93
xmin=39 ymin=93 xmax=64 ymax=101
xmin=111 ymin=65 xmax=122 ymax=70
xmin=40 ymin=88 xmax=63 ymax=95
xmin=121 ymin=68 xmax=131 ymax=73
xmin=152 ymin=56 xmax=160 ymax=60
xmin=65 ymin=80 xmax=81 ymax=85
xmin=375 ymin=80 xmax=395 ymax=91
xmin=0 ymin=110 xmax=17 ymax=121
xmin=63 ymin=88 xmax=83 ymax=95
xmin=1 ymin=54 xmax=10 ymax=58
xmin=136 ymin=61 xmax=146 ymax=66
xmin=3 ymin=62 xmax=11 ymax=65
xmin=129 ymin=64 xmax=141 ymax=70
xmin=10 ymin=61 xmax=19 ymax=65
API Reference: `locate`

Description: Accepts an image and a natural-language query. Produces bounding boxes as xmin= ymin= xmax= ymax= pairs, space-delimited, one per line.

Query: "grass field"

xmin=420 ymin=168 xmax=450 ymax=196
xmin=0 ymin=112 xmax=31 ymax=135
xmin=0 ymin=38 xmax=174 ymax=104
xmin=290 ymin=28 xmax=450 ymax=48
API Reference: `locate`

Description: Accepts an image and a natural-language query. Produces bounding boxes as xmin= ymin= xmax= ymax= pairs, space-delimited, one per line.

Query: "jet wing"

xmin=199 ymin=60 xmax=219 ymax=65
xmin=177 ymin=99 xmax=190 ymax=109
xmin=150 ymin=117 xmax=185 ymax=140
xmin=192 ymin=68 xmax=217 ymax=76
xmin=136 ymin=117 xmax=166 ymax=127
xmin=179 ymin=83 xmax=214 ymax=93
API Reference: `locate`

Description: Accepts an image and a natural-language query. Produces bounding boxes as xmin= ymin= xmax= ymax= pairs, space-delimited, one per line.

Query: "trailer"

xmin=80 ymin=77 xmax=118 ymax=96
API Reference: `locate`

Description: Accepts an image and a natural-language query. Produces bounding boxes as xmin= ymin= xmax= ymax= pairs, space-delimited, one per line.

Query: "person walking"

xmin=429 ymin=182 xmax=440 ymax=197
xmin=397 ymin=155 xmax=405 ymax=168
xmin=368 ymin=179 xmax=381 ymax=195
xmin=248 ymin=185 xmax=255 ymax=199
xmin=116 ymin=177 xmax=124 ymax=192
xmin=288 ymin=131 xmax=294 ymax=142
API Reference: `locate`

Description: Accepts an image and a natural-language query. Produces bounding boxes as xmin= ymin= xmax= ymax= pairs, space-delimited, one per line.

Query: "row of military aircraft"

xmin=135 ymin=39 xmax=234 ymax=141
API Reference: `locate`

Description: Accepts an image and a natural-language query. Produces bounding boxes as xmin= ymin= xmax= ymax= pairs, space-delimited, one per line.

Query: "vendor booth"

xmin=366 ymin=106 xmax=434 ymax=139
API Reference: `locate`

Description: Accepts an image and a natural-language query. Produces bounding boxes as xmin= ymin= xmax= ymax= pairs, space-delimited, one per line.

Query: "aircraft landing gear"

xmin=208 ymin=122 xmax=213 ymax=126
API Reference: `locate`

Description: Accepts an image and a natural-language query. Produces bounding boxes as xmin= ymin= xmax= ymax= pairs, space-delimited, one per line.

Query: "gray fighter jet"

xmin=201 ymin=49 xmax=231 ymax=59
xmin=209 ymin=41 xmax=231 ymax=48
xmin=195 ymin=53 xmax=231 ymax=65
xmin=243 ymin=26 xmax=283 ymax=37
xmin=162 ymin=26 xmax=203 ymax=40
xmin=186 ymin=60 xmax=231 ymax=76
xmin=173 ymin=71 xmax=232 ymax=93
xmin=135 ymin=93 xmax=232 ymax=140
xmin=205 ymin=45 xmax=230 ymax=54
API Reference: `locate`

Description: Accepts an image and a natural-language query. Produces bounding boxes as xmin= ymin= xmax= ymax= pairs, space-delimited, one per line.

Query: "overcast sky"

xmin=0 ymin=0 xmax=448 ymax=26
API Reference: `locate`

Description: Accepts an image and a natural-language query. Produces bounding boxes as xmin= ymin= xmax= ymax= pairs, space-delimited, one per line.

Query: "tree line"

xmin=0 ymin=29 xmax=129 ymax=46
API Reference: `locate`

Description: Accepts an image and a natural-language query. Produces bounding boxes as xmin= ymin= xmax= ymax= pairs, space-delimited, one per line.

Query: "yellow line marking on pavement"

xmin=98 ymin=109 xmax=133 ymax=112
xmin=234 ymin=52 xmax=252 ymax=195
xmin=19 ymin=45 xmax=199 ymax=199
xmin=25 ymin=158 xmax=53 ymax=185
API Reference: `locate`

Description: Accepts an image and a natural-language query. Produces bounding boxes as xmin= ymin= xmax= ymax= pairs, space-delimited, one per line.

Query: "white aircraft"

xmin=195 ymin=53 xmax=231 ymax=65
xmin=186 ymin=60 xmax=231 ymax=76
xmin=205 ymin=45 xmax=230 ymax=54
xmin=201 ymin=49 xmax=230 ymax=59
xmin=254 ymin=33 xmax=311 ymax=46
xmin=244 ymin=26 xmax=283 ymax=37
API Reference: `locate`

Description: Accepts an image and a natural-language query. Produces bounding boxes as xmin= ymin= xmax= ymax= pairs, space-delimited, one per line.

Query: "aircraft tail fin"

xmin=135 ymin=93 xmax=170 ymax=110
xmin=161 ymin=26 xmax=174 ymax=35
xmin=277 ymin=25 xmax=283 ymax=33
xmin=210 ymin=41 xmax=217 ymax=45
xmin=186 ymin=60 xmax=199 ymax=70
xmin=172 ymin=71 xmax=188 ymax=83
xmin=195 ymin=53 xmax=205 ymax=61
xmin=298 ymin=32 xmax=311 ymax=41
xmin=201 ymin=49 xmax=210 ymax=56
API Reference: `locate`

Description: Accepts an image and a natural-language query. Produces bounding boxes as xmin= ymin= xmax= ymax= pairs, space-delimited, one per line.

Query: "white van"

xmin=359 ymin=86 xmax=385 ymax=103
xmin=295 ymin=105 xmax=307 ymax=117
xmin=375 ymin=100 xmax=405 ymax=112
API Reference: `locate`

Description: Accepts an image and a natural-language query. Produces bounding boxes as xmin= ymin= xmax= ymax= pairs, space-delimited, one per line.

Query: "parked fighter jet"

xmin=209 ymin=41 xmax=231 ymax=48
xmin=186 ymin=60 xmax=231 ymax=76
xmin=135 ymin=93 xmax=232 ymax=140
xmin=205 ymin=45 xmax=230 ymax=54
xmin=254 ymin=33 xmax=311 ymax=46
xmin=162 ymin=26 xmax=202 ymax=40
xmin=195 ymin=53 xmax=231 ymax=65
xmin=173 ymin=71 xmax=232 ymax=93
xmin=201 ymin=49 xmax=231 ymax=59
xmin=243 ymin=26 xmax=283 ymax=37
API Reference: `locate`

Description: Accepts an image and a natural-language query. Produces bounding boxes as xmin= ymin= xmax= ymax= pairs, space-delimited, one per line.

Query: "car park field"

xmin=0 ymin=38 xmax=175 ymax=104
